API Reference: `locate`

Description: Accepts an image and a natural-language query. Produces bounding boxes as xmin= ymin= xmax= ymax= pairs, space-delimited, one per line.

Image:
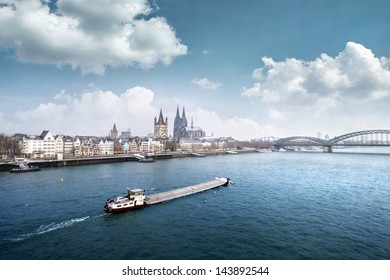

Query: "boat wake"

xmin=94 ymin=213 xmax=107 ymax=218
xmin=8 ymin=216 xmax=90 ymax=242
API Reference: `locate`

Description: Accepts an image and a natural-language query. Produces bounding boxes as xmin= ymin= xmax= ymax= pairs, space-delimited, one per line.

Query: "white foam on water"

xmin=93 ymin=213 xmax=107 ymax=218
xmin=8 ymin=216 xmax=90 ymax=242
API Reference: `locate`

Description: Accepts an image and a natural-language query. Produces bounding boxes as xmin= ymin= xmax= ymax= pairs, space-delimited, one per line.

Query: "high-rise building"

xmin=121 ymin=129 xmax=131 ymax=138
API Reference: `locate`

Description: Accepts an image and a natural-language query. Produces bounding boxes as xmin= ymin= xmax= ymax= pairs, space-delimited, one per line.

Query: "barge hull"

xmin=104 ymin=203 xmax=147 ymax=213
xmin=145 ymin=178 xmax=229 ymax=205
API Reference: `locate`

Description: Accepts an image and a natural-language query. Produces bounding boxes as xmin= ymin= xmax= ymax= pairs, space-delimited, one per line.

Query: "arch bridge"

xmin=275 ymin=130 xmax=390 ymax=152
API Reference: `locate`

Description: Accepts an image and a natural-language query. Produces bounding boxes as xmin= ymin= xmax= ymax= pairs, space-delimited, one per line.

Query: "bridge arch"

xmin=329 ymin=130 xmax=390 ymax=145
xmin=275 ymin=136 xmax=329 ymax=146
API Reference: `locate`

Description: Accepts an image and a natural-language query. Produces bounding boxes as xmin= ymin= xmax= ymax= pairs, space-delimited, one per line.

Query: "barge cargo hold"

xmin=145 ymin=177 xmax=230 ymax=205
xmin=104 ymin=177 xmax=230 ymax=213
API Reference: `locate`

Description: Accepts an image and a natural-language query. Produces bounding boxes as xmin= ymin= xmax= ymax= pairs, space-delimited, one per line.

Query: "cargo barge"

xmin=104 ymin=177 xmax=230 ymax=213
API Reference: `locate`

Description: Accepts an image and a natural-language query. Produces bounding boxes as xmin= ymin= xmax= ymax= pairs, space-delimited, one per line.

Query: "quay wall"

xmin=0 ymin=149 xmax=257 ymax=172
xmin=0 ymin=155 xmax=138 ymax=171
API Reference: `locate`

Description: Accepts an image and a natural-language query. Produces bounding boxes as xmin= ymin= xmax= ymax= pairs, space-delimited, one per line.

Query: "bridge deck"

xmin=145 ymin=179 xmax=227 ymax=205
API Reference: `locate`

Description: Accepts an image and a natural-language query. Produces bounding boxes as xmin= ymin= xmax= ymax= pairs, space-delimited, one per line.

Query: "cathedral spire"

xmin=181 ymin=106 xmax=188 ymax=128
xmin=182 ymin=106 xmax=186 ymax=119
xmin=158 ymin=108 xmax=165 ymax=124
xmin=176 ymin=105 xmax=180 ymax=118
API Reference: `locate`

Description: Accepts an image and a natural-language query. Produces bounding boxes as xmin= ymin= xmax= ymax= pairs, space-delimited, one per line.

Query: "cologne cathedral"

xmin=173 ymin=106 xmax=188 ymax=139
xmin=173 ymin=106 xmax=205 ymax=140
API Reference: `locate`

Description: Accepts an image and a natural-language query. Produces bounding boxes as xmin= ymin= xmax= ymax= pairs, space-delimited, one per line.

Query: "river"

xmin=1 ymin=151 xmax=389 ymax=259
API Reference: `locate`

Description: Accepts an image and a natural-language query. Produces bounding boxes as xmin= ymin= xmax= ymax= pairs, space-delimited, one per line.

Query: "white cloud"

xmin=2 ymin=87 xmax=267 ymax=140
xmin=0 ymin=112 xmax=19 ymax=133
xmin=0 ymin=0 xmax=187 ymax=74
xmin=242 ymin=42 xmax=390 ymax=105
xmin=241 ymin=42 xmax=390 ymax=137
xmin=182 ymin=108 xmax=266 ymax=140
xmin=191 ymin=77 xmax=221 ymax=90
xmin=267 ymin=110 xmax=284 ymax=122
xmin=13 ymin=87 xmax=159 ymax=136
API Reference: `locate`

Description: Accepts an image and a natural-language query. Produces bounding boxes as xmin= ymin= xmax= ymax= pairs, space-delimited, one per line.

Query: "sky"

xmin=0 ymin=0 xmax=390 ymax=140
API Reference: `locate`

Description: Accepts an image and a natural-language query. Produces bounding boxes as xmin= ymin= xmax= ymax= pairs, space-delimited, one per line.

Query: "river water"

xmin=1 ymin=151 xmax=389 ymax=259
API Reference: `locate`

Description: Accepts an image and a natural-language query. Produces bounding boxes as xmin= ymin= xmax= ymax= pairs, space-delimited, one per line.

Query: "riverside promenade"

xmin=0 ymin=149 xmax=257 ymax=172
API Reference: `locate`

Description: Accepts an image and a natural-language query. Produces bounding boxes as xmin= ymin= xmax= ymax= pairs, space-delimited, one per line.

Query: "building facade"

xmin=98 ymin=139 xmax=114 ymax=155
xmin=22 ymin=130 xmax=63 ymax=159
xmin=185 ymin=118 xmax=206 ymax=140
xmin=74 ymin=137 xmax=81 ymax=157
xmin=154 ymin=109 xmax=168 ymax=139
xmin=63 ymin=136 xmax=74 ymax=157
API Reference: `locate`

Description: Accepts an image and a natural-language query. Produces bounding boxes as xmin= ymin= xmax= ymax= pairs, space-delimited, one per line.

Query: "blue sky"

xmin=1 ymin=0 xmax=390 ymax=140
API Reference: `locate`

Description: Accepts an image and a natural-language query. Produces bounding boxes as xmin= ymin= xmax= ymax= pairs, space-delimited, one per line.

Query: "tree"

xmin=0 ymin=133 xmax=21 ymax=157
xmin=165 ymin=139 xmax=179 ymax=152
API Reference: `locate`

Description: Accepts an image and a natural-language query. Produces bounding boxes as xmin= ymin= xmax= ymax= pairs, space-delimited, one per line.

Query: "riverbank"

xmin=0 ymin=149 xmax=258 ymax=172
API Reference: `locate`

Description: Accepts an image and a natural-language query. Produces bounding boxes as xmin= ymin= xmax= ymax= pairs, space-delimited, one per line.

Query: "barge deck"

xmin=145 ymin=178 xmax=230 ymax=205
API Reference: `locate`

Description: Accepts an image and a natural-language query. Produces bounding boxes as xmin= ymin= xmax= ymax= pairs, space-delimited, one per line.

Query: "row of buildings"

xmin=16 ymin=105 xmax=237 ymax=159
xmin=20 ymin=130 xmax=167 ymax=159
xmin=19 ymin=129 xmax=237 ymax=159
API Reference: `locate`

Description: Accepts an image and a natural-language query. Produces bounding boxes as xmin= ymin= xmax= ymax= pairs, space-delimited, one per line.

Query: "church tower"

xmin=110 ymin=123 xmax=118 ymax=139
xmin=181 ymin=106 xmax=188 ymax=128
xmin=174 ymin=105 xmax=181 ymax=139
xmin=173 ymin=105 xmax=188 ymax=139
xmin=154 ymin=109 xmax=168 ymax=139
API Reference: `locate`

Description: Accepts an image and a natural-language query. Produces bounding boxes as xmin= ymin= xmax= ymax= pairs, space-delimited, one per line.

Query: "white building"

xmin=22 ymin=136 xmax=43 ymax=158
xmin=21 ymin=130 xmax=63 ymax=159
xmin=98 ymin=139 xmax=114 ymax=155
xmin=130 ymin=139 xmax=139 ymax=153
xmin=54 ymin=135 xmax=64 ymax=159
xmin=41 ymin=131 xmax=55 ymax=158
xmin=179 ymin=139 xmax=210 ymax=151
xmin=151 ymin=140 xmax=163 ymax=152
xmin=63 ymin=136 xmax=74 ymax=157
xmin=74 ymin=137 xmax=81 ymax=157
xmin=139 ymin=138 xmax=163 ymax=153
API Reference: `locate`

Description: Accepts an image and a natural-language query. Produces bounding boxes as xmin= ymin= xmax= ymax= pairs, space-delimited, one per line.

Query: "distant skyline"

xmin=1 ymin=0 xmax=390 ymax=140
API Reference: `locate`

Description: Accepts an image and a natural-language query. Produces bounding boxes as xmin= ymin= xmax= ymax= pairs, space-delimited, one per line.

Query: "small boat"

xmin=134 ymin=153 xmax=145 ymax=160
xmin=256 ymin=148 xmax=272 ymax=153
xmin=139 ymin=157 xmax=155 ymax=163
xmin=191 ymin=152 xmax=205 ymax=157
xmin=10 ymin=162 xmax=41 ymax=173
xmin=104 ymin=188 xmax=147 ymax=213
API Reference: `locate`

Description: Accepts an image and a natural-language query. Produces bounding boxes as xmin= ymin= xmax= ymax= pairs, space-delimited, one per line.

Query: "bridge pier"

xmin=323 ymin=146 xmax=333 ymax=153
